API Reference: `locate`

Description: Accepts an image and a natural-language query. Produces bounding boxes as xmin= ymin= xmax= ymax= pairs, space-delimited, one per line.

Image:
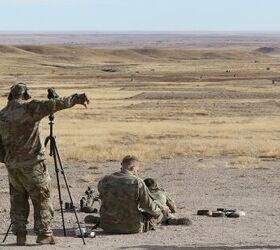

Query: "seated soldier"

xmin=97 ymin=155 xmax=169 ymax=234
xmin=144 ymin=178 xmax=191 ymax=226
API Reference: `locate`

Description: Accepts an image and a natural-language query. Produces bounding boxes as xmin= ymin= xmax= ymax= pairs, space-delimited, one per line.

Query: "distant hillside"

xmin=130 ymin=48 xmax=262 ymax=60
xmin=0 ymin=45 xmax=265 ymax=62
xmin=0 ymin=45 xmax=26 ymax=54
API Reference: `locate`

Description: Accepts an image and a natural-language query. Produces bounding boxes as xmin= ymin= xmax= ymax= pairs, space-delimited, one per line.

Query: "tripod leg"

xmin=2 ymin=222 xmax=13 ymax=243
xmin=54 ymin=143 xmax=86 ymax=245
xmin=51 ymin=138 xmax=67 ymax=237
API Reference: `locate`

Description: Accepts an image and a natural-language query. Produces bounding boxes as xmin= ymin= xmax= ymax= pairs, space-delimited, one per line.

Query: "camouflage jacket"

xmin=149 ymin=188 xmax=176 ymax=213
xmin=98 ymin=170 xmax=162 ymax=234
xmin=0 ymin=94 xmax=83 ymax=168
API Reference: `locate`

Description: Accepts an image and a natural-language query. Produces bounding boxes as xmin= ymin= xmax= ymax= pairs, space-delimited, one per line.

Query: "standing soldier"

xmin=0 ymin=83 xmax=89 ymax=245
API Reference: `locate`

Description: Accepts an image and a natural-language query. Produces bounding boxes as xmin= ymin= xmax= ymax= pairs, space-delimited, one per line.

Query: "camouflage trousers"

xmin=7 ymin=161 xmax=54 ymax=236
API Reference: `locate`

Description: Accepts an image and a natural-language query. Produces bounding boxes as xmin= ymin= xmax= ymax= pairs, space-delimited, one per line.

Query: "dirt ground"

xmin=1 ymin=156 xmax=280 ymax=250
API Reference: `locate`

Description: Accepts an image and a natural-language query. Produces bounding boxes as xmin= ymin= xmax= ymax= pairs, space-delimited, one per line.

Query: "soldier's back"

xmin=98 ymin=171 xmax=144 ymax=233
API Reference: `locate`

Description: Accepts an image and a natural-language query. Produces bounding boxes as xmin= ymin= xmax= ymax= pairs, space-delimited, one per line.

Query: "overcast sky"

xmin=0 ymin=0 xmax=279 ymax=32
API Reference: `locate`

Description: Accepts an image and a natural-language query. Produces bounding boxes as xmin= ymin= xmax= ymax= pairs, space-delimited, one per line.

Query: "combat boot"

xmin=16 ymin=233 xmax=27 ymax=246
xmin=36 ymin=235 xmax=57 ymax=245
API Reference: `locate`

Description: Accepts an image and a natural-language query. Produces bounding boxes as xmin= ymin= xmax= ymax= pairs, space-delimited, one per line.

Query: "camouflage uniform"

xmin=148 ymin=188 xmax=176 ymax=214
xmin=98 ymin=170 xmax=162 ymax=234
xmin=148 ymin=187 xmax=177 ymax=223
xmin=0 ymin=89 xmax=86 ymax=236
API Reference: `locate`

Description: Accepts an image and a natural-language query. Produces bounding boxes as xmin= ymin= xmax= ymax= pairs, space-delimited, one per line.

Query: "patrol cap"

xmin=8 ymin=83 xmax=28 ymax=100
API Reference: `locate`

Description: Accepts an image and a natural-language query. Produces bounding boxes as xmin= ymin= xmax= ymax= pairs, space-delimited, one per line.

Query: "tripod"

xmin=44 ymin=113 xmax=86 ymax=245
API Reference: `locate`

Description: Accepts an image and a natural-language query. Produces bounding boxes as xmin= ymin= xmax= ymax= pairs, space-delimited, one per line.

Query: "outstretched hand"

xmin=79 ymin=93 xmax=90 ymax=108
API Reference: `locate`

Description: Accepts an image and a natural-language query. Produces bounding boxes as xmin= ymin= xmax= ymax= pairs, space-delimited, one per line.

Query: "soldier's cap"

xmin=144 ymin=178 xmax=158 ymax=190
xmin=8 ymin=83 xmax=28 ymax=100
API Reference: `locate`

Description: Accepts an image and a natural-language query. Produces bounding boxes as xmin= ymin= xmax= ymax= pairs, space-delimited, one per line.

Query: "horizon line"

xmin=1 ymin=30 xmax=280 ymax=34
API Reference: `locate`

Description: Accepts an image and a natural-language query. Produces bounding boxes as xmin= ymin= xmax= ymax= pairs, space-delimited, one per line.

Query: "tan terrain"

xmin=0 ymin=33 xmax=280 ymax=249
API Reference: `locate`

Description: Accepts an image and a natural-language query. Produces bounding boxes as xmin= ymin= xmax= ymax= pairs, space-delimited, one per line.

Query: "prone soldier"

xmin=144 ymin=178 xmax=191 ymax=226
xmin=144 ymin=178 xmax=176 ymax=223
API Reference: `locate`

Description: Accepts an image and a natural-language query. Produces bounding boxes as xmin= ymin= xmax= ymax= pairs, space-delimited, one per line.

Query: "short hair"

xmin=144 ymin=178 xmax=158 ymax=190
xmin=121 ymin=155 xmax=139 ymax=169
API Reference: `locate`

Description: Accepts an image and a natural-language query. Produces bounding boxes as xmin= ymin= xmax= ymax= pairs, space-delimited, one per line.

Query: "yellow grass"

xmin=39 ymin=111 xmax=280 ymax=163
xmin=230 ymin=157 xmax=261 ymax=166
xmin=1 ymin=45 xmax=280 ymax=164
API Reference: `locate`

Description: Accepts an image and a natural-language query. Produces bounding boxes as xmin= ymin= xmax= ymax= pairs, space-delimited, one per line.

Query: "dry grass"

xmin=230 ymin=156 xmax=261 ymax=166
xmin=1 ymin=43 xmax=280 ymax=164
